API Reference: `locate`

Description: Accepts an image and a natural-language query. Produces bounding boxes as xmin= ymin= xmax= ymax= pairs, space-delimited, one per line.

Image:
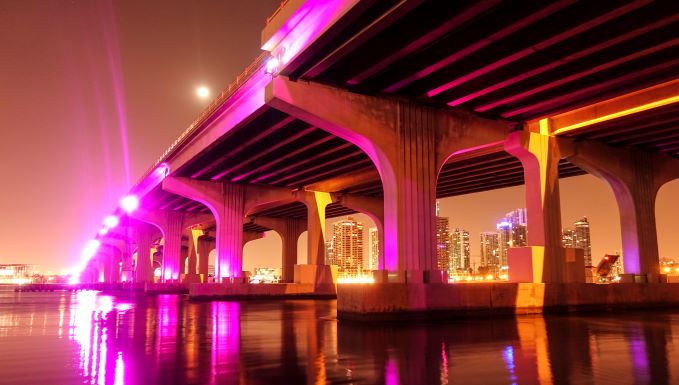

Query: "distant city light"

xmin=120 ymin=195 xmax=139 ymax=213
xmin=196 ymin=86 xmax=210 ymax=99
xmin=103 ymin=215 xmax=119 ymax=229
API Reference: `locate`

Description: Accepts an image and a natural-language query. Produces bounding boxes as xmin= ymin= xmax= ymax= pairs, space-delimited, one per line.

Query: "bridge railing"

xmin=135 ymin=52 xmax=269 ymax=188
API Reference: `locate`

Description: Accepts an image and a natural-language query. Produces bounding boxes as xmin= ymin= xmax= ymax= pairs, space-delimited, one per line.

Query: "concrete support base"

xmin=189 ymin=282 xmax=337 ymax=299
xmin=508 ymin=247 xmax=585 ymax=283
xmin=294 ymin=264 xmax=337 ymax=290
xmin=183 ymin=273 xmax=202 ymax=284
xmin=337 ymin=283 xmax=679 ymax=321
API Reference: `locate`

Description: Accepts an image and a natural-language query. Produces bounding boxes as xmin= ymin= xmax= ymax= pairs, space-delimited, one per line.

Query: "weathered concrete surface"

xmin=337 ymin=283 xmax=679 ymax=321
xmin=189 ymin=282 xmax=336 ymax=299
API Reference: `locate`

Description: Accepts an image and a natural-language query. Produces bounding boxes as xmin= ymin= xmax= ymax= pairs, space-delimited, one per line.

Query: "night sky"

xmin=1 ymin=1 xmax=677 ymax=273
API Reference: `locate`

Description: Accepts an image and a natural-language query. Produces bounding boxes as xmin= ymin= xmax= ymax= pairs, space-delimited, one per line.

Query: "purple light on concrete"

xmin=103 ymin=215 xmax=119 ymax=229
xmin=120 ymin=195 xmax=139 ymax=213
xmin=155 ymin=163 xmax=170 ymax=179
xmin=265 ymin=56 xmax=280 ymax=74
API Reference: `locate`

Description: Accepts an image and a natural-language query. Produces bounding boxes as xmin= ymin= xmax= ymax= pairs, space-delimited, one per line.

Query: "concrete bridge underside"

xmin=84 ymin=0 xmax=679 ymax=316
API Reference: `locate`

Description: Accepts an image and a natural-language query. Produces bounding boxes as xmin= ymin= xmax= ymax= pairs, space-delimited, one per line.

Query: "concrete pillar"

xmin=130 ymin=208 xmax=213 ymax=282
xmin=163 ymin=177 xmax=295 ymax=282
xmin=133 ymin=223 xmax=156 ymax=283
xmin=251 ymin=216 xmax=307 ymax=283
xmin=564 ymin=138 xmax=679 ymax=281
xmin=100 ymin=246 xmax=121 ymax=283
xmin=505 ymin=129 xmax=567 ymax=283
xmin=184 ymin=228 xmax=202 ymax=283
xmin=265 ymin=77 xmax=508 ymax=283
xmin=197 ymin=235 xmax=215 ymax=281
xmin=161 ymin=211 xmax=183 ymax=282
xmin=121 ymin=251 xmax=133 ymax=282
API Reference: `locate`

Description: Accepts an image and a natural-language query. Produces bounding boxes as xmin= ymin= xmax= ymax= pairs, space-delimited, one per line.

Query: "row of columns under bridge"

xmin=85 ymin=79 xmax=679 ymax=285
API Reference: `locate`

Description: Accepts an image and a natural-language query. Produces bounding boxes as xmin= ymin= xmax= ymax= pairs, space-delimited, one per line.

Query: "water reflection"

xmin=0 ymin=287 xmax=677 ymax=384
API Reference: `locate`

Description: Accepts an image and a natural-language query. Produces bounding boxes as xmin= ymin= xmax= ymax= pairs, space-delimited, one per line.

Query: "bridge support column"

xmin=101 ymin=246 xmax=121 ymax=283
xmin=184 ymin=229 xmax=202 ymax=283
xmin=252 ymin=216 xmax=307 ymax=283
xmin=133 ymin=224 xmax=156 ymax=283
xmin=565 ymin=139 xmax=679 ymax=282
xmin=121 ymin=251 xmax=133 ymax=282
xmin=295 ymin=191 xmax=337 ymax=288
xmin=130 ymin=209 xmax=212 ymax=282
xmin=163 ymin=177 xmax=296 ymax=282
xmin=505 ymin=130 xmax=569 ymax=283
xmin=197 ymin=235 xmax=215 ymax=282
xmin=266 ymin=78 xmax=508 ymax=284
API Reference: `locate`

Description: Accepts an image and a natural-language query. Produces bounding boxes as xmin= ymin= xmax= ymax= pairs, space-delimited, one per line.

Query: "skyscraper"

xmin=368 ymin=227 xmax=379 ymax=271
xmin=562 ymin=229 xmax=576 ymax=248
xmin=450 ymin=228 xmax=470 ymax=272
xmin=436 ymin=201 xmax=451 ymax=272
xmin=575 ymin=217 xmax=592 ymax=267
xmin=329 ymin=217 xmax=364 ymax=279
xmin=505 ymin=208 xmax=527 ymax=226
xmin=496 ymin=221 xmax=512 ymax=267
xmin=480 ymin=232 xmax=500 ymax=273
xmin=562 ymin=217 xmax=593 ymax=267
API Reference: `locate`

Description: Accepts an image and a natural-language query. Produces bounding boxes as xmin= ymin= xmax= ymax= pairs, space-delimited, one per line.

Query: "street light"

xmin=120 ymin=195 xmax=139 ymax=213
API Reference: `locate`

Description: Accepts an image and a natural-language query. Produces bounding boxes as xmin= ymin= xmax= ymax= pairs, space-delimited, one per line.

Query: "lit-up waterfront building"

xmin=0 ymin=264 xmax=37 ymax=284
xmin=436 ymin=201 xmax=451 ymax=272
xmin=505 ymin=208 xmax=527 ymax=226
xmin=328 ymin=217 xmax=364 ymax=279
xmin=575 ymin=217 xmax=592 ymax=267
xmin=562 ymin=229 xmax=576 ymax=248
xmin=480 ymin=232 xmax=500 ymax=274
xmin=562 ymin=217 xmax=593 ymax=267
xmin=450 ymin=228 xmax=470 ymax=272
xmin=368 ymin=227 xmax=379 ymax=271
xmin=497 ymin=221 xmax=512 ymax=268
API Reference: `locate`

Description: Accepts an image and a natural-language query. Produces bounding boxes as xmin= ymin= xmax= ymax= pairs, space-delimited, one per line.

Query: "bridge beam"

xmin=265 ymin=77 xmax=508 ymax=282
xmin=564 ymin=137 xmax=679 ymax=281
xmin=250 ymin=216 xmax=307 ymax=283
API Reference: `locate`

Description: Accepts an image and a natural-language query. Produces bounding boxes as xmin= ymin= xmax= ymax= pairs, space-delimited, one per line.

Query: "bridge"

xmin=76 ymin=0 xmax=679 ymax=316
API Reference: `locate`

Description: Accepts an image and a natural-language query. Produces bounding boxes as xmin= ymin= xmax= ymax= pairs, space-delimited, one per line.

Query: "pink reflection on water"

xmin=385 ymin=356 xmax=399 ymax=385
xmin=69 ymin=292 xmax=127 ymax=385
xmin=210 ymin=302 xmax=241 ymax=385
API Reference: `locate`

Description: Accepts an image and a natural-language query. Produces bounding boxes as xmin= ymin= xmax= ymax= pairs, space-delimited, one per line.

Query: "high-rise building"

xmin=562 ymin=229 xmax=576 ymax=248
xmin=325 ymin=240 xmax=335 ymax=265
xmin=450 ymin=228 xmax=470 ymax=272
xmin=368 ymin=227 xmax=379 ymax=271
xmin=436 ymin=217 xmax=451 ymax=271
xmin=505 ymin=208 xmax=527 ymax=226
xmin=480 ymin=232 xmax=500 ymax=273
xmin=512 ymin=224 xmax=528 ymax=248
xmin=329 ymin=217 xmax=364 ymax=278
xmin=575 ymin=217 xmax=592 ymax=267
xmin=561 ymin=217 xmax=593 ymax=267
xmin=496 ymin=221 xmax=512 ymax=267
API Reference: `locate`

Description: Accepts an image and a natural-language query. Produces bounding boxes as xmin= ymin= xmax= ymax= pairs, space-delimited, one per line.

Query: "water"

xmin=1 ymin=286 xmax=678 ymax=385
